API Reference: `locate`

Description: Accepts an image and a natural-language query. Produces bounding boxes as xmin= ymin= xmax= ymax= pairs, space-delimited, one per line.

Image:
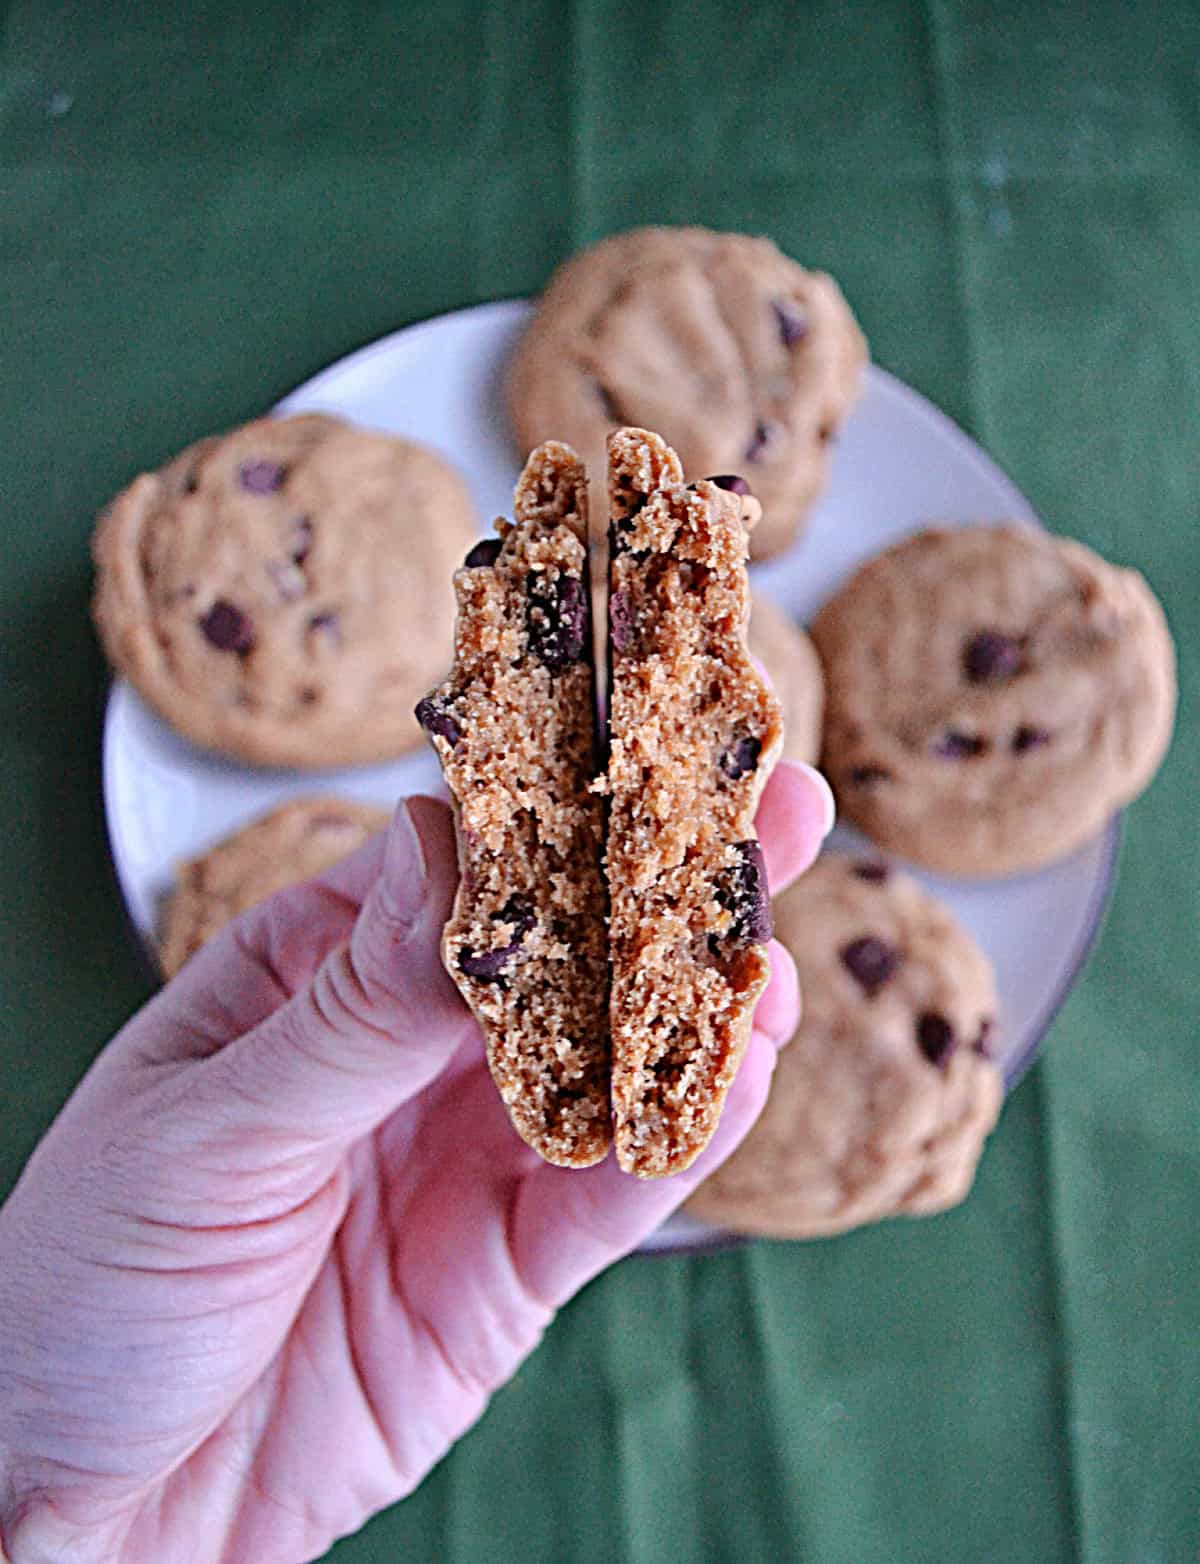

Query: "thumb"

xmin=197 ymin=796 xmax=475 ymax=1148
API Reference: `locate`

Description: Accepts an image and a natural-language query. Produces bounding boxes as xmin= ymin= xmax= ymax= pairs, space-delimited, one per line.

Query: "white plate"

xmin=102 ymin=300 xmax=1118 ymax=1255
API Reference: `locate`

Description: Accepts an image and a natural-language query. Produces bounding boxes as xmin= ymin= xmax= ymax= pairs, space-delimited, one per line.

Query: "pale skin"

xmin=0 ymin=763 xmax=830 ymax=1564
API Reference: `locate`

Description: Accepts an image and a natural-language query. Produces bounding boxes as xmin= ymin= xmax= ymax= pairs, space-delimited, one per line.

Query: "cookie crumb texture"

xmin=159 ymin=797 xmax=389 ymax=977
xmin=420 ymin=443 xmax=610 ymax=1168
xmin=686 ymin=855 xmax=1003 ymax=1237
xmin=508 ymin=226 xmax=867 ymax=559
xmin=813 ymin=525 xmax=1177 ymax=876
xmin=92 ymin=414 xmax=478 ymax=768
xmin=606 ymin=428 xmax=782 ymax=1177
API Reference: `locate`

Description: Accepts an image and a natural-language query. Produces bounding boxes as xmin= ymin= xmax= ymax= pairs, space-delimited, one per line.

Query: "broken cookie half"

xmin=417 ymin=442 xmax=611 ymax=1168
xmin=605 ymin=428 xmax=782 ymax=1175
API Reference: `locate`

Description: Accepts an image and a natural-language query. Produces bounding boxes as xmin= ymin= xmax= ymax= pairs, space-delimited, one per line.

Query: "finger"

xmin=193 ymin=797 xmax=475 ymax=1149
xmin=754 ymin=939 xmax=800 ymax=1046
xmin=511 ymin=1027 xmax=784 ymax=1309
xmin=754 ymin=759 xmax=834 ymax=896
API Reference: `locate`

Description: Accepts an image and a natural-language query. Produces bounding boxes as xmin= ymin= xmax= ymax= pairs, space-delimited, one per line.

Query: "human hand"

xmin=0 ymin=762 xmax=831 ymax=1564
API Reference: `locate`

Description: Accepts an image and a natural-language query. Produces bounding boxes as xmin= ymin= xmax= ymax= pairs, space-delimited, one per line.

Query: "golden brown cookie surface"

xmin=160 ymin=796 xmax=389 ymax=977
xmin=508 ymin=227 xmax=867 ymax=559
xmin=686 ymin=855 xmax=1002 ymax=1237
xmin=812 ymin=525 xmax=1176 ymax=876
xmin=93 ymin=414 xmax=478 ymax=768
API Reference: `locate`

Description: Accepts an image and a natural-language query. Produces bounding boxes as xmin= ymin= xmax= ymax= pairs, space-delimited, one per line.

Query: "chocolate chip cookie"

xmin=418 ymin=442 xmax=610 ymax=1168
xmin=605 ymin=429 xmax=783 ymax=1177
xmin=747 ymin=593 xmax=825 ymax=767
xmin=686 ymin=854 xmax=1002 ymax=1237
xmin=812 ymin=525 xmax=1177 ymax=876
xmin=92 ymin=413 xmax=479 ymax=768
xmin=159 ymin=796 xmax=389 ymax=977
xmin=508 ymin=226 xmax=867 ymax=559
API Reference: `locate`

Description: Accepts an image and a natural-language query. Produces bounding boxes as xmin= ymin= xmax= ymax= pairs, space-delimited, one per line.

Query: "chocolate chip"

xmin=932 ymin=731 xmax=987 ymax=760
xmin=840 ymin=936 xmax=900 ymax=996
xmin=963 ymin=631 xmax=1023 ymax=683
xmin=526 ymin=572 xmax=586 ymax=671
xmin=289 ymin=517 xmax=313 ymax=565
xmin=916 ymin=1012 xmax=958 ymax=1068
xmin=717 ymin=840 xmax=772 ymax=943
xmin=414 ymin=696 xmax=462 ymax=746
xmin=308 ymin=611 xmax=341 ymax=646
xmin=848 ymin=765 xmax=891 ymax=786
xmin=706 ymin=474 xmax=751 ymax=495
xmin=239 ymin=459 xmax=286 ymax=494
xmin=459 ymin=895 xmax=536 ymax=981
xmin=182 ymin=473 xmax=199 ymax=494
xmin=610 ymin=588 xmax=636 ymax=653
xmin=199 ymin=599 xmax=255 ymax=654
xmin=851 ymin=861 xmax=890 ymax=883
xmin=773 ymin=298 xmax=809 ymax=347
xmin=720 ymin=733 xmax=762 ymax=781
xmin=458 ymin=946 xmax=515 ymax=981
xmin=973 ymin=1018 xmax=995 ymax=1058
xmin=1012 ymin=725 xmax=1051 ymax=753
xmin=498 ymin=893 xmax=536 ymax=939
xmin=463 ymin=538 xmax=502 ymax=569
xmin=744 ymin=420 xmax=777 ymax=462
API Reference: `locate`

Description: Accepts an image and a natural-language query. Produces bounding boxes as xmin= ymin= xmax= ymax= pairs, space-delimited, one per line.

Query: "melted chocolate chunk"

xmin=459 ymin=895 xmax=536 ymax=982
xmin=973 ymin=1018 xmax=995 ymax=1058
xmin=839 ymin=936 xmax=900 ymax=996
xmin=307 ymin=611 xmax=341 ymax=646
xmin=463 ymin=537 xmax=503 ymax=569
xmin=239 ymin=459 xmax=286 ymax=494
xmin=916 ymin=1011 xmax=958 ymax=1068
xmin=610 ymin=588 xmax=636 ymax=653
xmin=1012 ymin=725 xmax=1051 ymax=753
xmin=932 ymin=731 xmax=987 ymax=760
xmin=415 ymin=696 xmax=462 ymax=746
xmin=289 ymin=517 xmax=313 ymax=564
xmin=851 ymin=861 xmax=890 ymax=883
xmin=720 ymin=732 xmax=762 ymax=781
xmin=716 ymin=840 xmax=772 ymax=943
xmin=199 ymin=599 xmax=255 ymax=654
xmin=527 ymin=572 xmax=586 ymax=671
xmin=706 ymin=474 xmax=751 ymax=495
xmin=963 ymin=630 xmax=1023 ymax=683
xmin=773 ymin=298 xmax=809 ymax=346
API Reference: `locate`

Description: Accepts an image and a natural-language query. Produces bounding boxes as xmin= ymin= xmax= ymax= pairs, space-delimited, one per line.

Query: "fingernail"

xmin=795 ymin=762 xmax=837 ymax=837
xmin=380 ymin=801 xmax=429 ymax=918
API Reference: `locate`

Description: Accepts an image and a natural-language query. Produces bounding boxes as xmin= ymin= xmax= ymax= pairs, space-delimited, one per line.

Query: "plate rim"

xmin=100 ymin=298 xmax=1122 ymax=1255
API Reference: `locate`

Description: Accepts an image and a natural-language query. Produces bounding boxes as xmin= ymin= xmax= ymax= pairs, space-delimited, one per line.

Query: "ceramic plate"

xmin=101 ymin=300 xmax=1118 ymax=1255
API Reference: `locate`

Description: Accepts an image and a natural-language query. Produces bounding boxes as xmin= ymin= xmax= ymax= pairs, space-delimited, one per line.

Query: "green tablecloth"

xmin=2 ymin=3 xmax=1196 ymax=1560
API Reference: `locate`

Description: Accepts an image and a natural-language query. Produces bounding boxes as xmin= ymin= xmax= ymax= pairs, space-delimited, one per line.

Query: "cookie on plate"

xmin=160 ymin=796 xmax=389 ymax=977
xmin=747 ymin=593 xmax=825 ymax=767
xmin=92 ymin=413 xmax=479 ymax=768
xmin=508 ymin=226 xmax=867 ymax=560
xmin=605 ymin=428 xmax=783 ymax=1177
xmin=686 ymin=854 xmax=1002 ymax=1237
xmin=417 ymin=442 xmax=611 ymax=1168
xmin=812 ymin=524 xmax=1176 ymax=876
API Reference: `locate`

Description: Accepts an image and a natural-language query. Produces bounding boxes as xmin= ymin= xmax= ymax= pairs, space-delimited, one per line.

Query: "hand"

xmin=0 ymin=762 xmax=831 ymax=1564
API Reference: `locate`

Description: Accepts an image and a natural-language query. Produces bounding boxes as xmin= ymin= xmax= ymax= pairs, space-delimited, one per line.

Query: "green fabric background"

xmin=1 ymin=2 xmax=1196 ymax=1560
